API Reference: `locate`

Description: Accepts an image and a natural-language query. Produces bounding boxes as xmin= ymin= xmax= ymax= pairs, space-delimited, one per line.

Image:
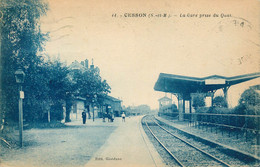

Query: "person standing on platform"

xmin=121 ymin=112 xmax=126 ymax=122
xmin=102 ymin=112 xmax=106 ymax=122
xmin=82 ymin=110 xmax=87 ymax=124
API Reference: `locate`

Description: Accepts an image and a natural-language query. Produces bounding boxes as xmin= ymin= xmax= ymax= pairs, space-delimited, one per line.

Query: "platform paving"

xmin=1 ymin=116 xmax=164 ymax=167
xmin=1 ymin=119 xmax=117 ymax=167
xmin=85 ymin=116 xmax=164 ymax=167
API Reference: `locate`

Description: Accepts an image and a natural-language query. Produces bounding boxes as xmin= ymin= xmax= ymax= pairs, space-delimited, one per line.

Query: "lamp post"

xmin=15 ymin=69 xmax=25 ymax=148
xmin=92 ymin=94 xmax=97 ymax=122
xmin=92 ymin=99 xmax=94 ymax=122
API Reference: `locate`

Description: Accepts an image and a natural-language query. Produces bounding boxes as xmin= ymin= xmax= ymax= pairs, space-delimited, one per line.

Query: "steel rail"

xmin=144 ymin=120 xmax=185 ymax=167
xmin=152 ymin=119 xmax=231 ymax=167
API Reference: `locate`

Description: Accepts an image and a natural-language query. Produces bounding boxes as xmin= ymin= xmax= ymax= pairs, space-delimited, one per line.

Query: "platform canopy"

xmin=154 ymin=72 xmax=260 ymax=98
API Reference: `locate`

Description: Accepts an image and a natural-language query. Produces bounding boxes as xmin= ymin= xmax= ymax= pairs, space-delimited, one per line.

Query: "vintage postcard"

xmin=0 ymin=0 xmax=260 ymax=166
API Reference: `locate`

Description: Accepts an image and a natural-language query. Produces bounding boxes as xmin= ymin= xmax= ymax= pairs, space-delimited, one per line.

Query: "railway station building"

xmin=101 ymin=95 xmax=122 ymax=117
xmin=67 ymin=59 xmax=122 ymax=120
xmin=154 ymin=72 xmax=260 ymax=120
xmin=158 ymin=96 xmax=173 ymax=113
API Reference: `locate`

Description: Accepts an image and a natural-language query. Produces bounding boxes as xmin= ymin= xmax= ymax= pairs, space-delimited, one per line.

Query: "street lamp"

xmin=15 ymin=69 xmax=25 ymax=148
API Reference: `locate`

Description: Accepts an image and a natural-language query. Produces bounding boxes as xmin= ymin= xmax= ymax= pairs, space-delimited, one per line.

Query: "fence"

xmin=160 ymin=112 xmax=260 ymax=143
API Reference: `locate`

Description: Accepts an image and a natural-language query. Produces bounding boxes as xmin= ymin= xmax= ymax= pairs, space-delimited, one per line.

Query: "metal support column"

xmin=182 ymin=98 xmax=185 ymax=121
xmin=223 ymin=86 xmax=230 ymax=108
xmin=183 ymin=99 xmax=185 ymax=113
xmin=211 ymin=91 xmax=216 ymax=108
xmin=189 ymin=98 xmax=192 ymax=113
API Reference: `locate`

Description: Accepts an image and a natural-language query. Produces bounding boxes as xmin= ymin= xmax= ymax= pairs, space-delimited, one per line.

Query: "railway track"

xmin=142 ymin=115 xmax=249 ymax=167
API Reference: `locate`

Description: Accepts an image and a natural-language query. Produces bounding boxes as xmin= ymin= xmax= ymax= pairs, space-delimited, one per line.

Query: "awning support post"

xmin=189 ymin=98 xmax=192 ymax=113
xmin=222 ymin=86 xmax=230 ymax=108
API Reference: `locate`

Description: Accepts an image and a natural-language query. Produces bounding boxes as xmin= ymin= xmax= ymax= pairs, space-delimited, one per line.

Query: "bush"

xmin=211 ymin=107 xmax=234 ymax=114
xmin=171 ymin=104 xmax=178 ymax=112
xmin=195 ymin=107 xmax=210 ymax=113
xmin=213 ymin=96 xmax=227 ymax=108
xmin=196 ymin=106 xmax=233 ymax=114
xmin=192 ymin=93 xmax=205 ymax=111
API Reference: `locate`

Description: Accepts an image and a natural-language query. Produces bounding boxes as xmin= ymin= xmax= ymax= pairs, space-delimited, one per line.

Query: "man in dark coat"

xmin=82 ymin=111 xmax=87 ymax=124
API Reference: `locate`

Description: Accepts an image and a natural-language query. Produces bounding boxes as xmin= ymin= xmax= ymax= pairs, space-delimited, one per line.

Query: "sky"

xmin=40 ymin=0 xmax=260 ymax=109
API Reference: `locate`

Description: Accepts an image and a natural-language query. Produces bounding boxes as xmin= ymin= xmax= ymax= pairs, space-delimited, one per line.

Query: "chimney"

xmin=80 ymin=61 xmax=84 ymax=66
xmin=90 ymin=58 xmax=94 ymax=69
xmin=85 ymin=59 xmax=89 ymax=68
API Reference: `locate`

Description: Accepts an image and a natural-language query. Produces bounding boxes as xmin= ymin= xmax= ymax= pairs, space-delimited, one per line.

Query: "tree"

xmin=239 ymin=88 xmax=260 ymax=107
xmin=0 ymin=0 xmax=48 ymax=124
xmin=0 ymin=0 xmax=112 ymax=126
xmin=64 ymin=67 xmax=111 ymax=122
xmin=192 ymin=93 xmax=205 ymax=111
xmin=234 ymin=88 xmax=260 ymax=115
xmin=45 ymin=57 xmax=72 ymax=121
xmin=72 ymin=67 xmax=111 ymax=105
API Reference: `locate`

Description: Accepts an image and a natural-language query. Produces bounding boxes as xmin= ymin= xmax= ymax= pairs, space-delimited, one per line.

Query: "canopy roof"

xmin=154 ymin=72 xmax=260 ymax=95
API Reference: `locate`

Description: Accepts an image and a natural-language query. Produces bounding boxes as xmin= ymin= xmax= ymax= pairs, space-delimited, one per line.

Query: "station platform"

xmin=155 ymin=115 xmax=260 ymax=161
xmin=84 ymin=116 xmax=164 ymax=167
